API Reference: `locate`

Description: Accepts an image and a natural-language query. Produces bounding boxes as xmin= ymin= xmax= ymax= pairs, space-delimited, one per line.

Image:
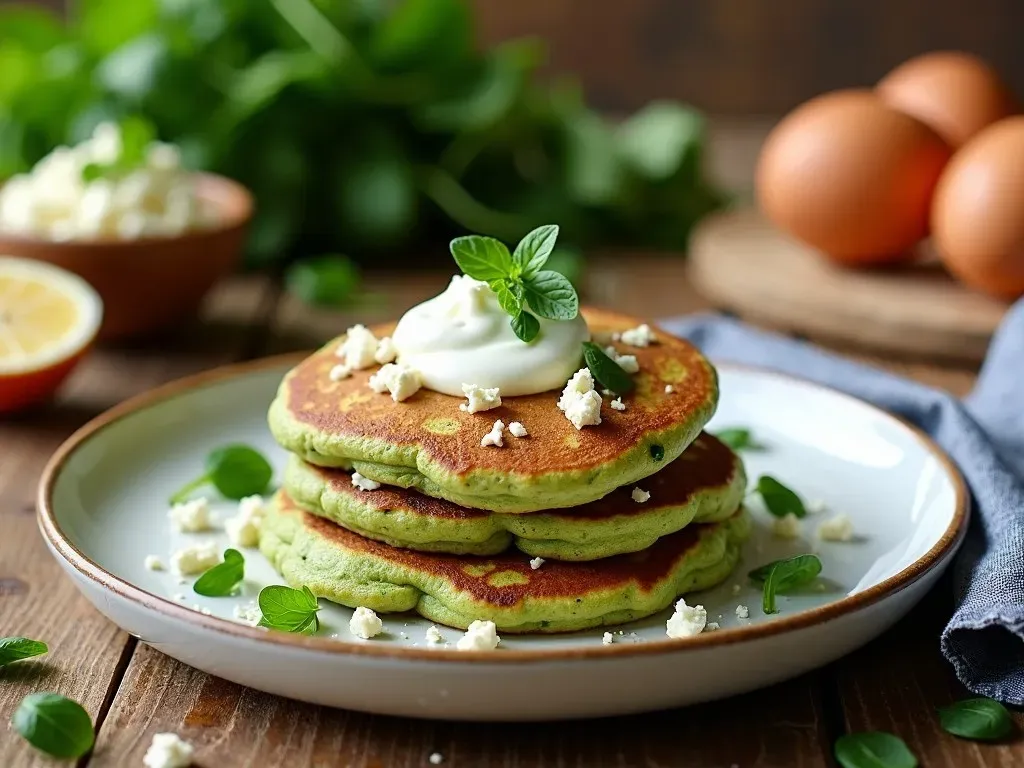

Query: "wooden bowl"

xmin=0 ymin=173 xmax=253 ymax=341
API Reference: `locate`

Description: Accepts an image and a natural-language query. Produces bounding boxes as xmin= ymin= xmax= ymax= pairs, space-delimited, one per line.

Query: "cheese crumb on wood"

xmin=143 ymin=733 xmax=194 ymax=768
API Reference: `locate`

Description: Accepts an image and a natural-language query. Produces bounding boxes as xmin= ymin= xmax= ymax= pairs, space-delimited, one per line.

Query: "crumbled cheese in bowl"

xmin=735 ymin=604 xmax=750 ymax=619
xmin=425 ymin=625 xmax=444 ymax=644
xmin=602 ymin=632 xmax=614 ymax=645
xmin=349 ymin=606 xmax=384 ymax=639
xmin=0 ymin=123 xmax=214 ymax=242
xmin=224 ymin=495 xmax=265 ymax=548
xmin=143 ymin=732 xmax=194 ymax=768
xmin=167 ymin=497 xmax=213 ymax=532
xmin=170 ymin=541 xmax=219 ymax=575
xmin=456 ymin=620 xmax=500 ymax=650
xmin=818 ymin=514 xmax=855 ymax=542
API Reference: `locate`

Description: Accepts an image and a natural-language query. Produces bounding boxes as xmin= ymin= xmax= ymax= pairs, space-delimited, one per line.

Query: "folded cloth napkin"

xmin=661 ymin=298 xmax=1024 ymax=704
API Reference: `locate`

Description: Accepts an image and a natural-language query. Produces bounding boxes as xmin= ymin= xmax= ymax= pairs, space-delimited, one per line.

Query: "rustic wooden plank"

xmin=0 ymin=276 xmax=272 ymax=767
xmin=90 ymin=643 xmax=830 ymax=768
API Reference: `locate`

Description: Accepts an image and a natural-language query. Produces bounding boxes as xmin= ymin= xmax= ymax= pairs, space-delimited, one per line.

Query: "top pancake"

xmin=269 ymin=308 xmax=718 ymax=513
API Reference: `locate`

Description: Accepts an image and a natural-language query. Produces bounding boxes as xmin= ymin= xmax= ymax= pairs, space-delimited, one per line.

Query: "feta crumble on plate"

xmin=818 ymin=513 xmax=855 ymax=542
xmin=336 ymin=324 xmax=378 ymax=370
xmin=457 ymin=620 xmax=500 ymax=651
xmin=610 ymin=397 xmax=626 ymax=411
xmin=224 ymin=495 xmax=265 ymax=548
xmin=375 ymin=336 xmax=398 ymax=364
xmin=171 ymin=541 xmax=219 ymax=575
xmin=368 ymin=362 xmax=422 ymax=402
xmin=425 ymin=625 xmax=444 ymax=644
xmin=529 ymin=557 xmax=545 ymax=570
xmin=735 ymin=604 xmax=750 ymax=619
xmin=771 ymin=512 xmax=803 ymax=539
xmin=666 ymin=599 xmax=707 ymax=639
xmin=234 ymin=602 xmax=262 ymax=626
xmin=349 ymin=606 xmax=384 ymax=639
xmin=507 ymin=421 xmax=528 ymax=438
xmin=602 ymin=632 xmax=614 ymax=645
xmin=168 ymin=497 xmax=213 ymax=533
xmin=143 ymin=732 xmax=193 ymax=768
xmin=619 ymin=323 xmax=657 ymax=347
xmin=351 ymin=471 xmax=381 ymax=491
xmin=631 ymin=487 xmax=651 ymax=503
xmin=481 ymin=420 xmax=505 ymax=448
xmin=144 ymin=555 xmax=165 ymax=571
xmin=460 ymin=383 xmax=502 ymax=413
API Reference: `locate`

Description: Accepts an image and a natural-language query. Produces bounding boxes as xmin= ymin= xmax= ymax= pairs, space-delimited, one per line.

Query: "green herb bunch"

xmin=0 ymin=0 xmax=724 ymax=295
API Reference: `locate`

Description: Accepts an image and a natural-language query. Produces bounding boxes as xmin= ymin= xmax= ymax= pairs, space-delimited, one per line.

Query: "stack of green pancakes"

xmin=264 ymin=308 xmax=750 ymax=633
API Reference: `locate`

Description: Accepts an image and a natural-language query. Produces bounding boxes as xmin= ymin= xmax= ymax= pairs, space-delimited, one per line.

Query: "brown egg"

xmin=756 ymin=89 xmax=951 ymax=264
xmin=877 ymin=51 xmax=1017 ymax=147
xmin=931 ymin=116 xmax=1024 ymax=299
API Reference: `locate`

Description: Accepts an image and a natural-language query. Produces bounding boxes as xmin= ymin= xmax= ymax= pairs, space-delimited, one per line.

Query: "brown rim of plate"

xmin=37 ymin=352 xmax=970 ymax=664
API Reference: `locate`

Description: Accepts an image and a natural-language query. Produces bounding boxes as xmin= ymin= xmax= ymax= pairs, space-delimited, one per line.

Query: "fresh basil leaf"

xmin=512 ymin=224 xmax=559 ymax=278
xmin=749 ymin=554 xmax=822 ymax=591
xmin=490 ymin=279 xmax=523 ymax=317
xmin=450 ymin=235 xmax=513 ymax=281
xmin=582 ymin=341 xmax=635 ymax=395
xmin=12 ymin=692 xmax=94 ymax=759
xmin=510 ymin=310 xmax=540 ymax=343
xmin=193 ymin=549 xmax=245 ymax=597
xmin=834 ymin=732 xmax=917 ymax=768
xmin=0 ymin=637 xmax=48 ymax=666
xmin=170 ymin=444 xmax=272 ymax=504
xmin=258 ymin=585 xmax=321 ymax=634
xmin=714 ymin=428 xmax=763 ymax=451
xmin=938 ymin=698 xmax=1014 ymax=741
xmin=755 ymin=475 xmax=806 ymax=518
xmin=523 ymin=270 xmax=579 ymax=321
xmin=286 ymin=256 xmax=361 ymax=308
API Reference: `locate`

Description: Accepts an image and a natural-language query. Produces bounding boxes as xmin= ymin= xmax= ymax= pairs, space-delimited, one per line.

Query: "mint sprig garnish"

xmin=582 ymin=342 xmax=635 ymax=394
xmin=450 ymin=224 xmax=579 ymax=342
xmin=169 ymin=444 xmax=273 ymax=504
xmin=257 ymin=585 xmax=321 ymax=634
xmin=193 ymin=549 xmax=245 ymax=597
xmin=749 ymin=554 xmax=822 ymax=614
xmin=0 ymin=637 xmax=48 ymax=666
xmin=754 ymin=475 xmax=807 ymax=519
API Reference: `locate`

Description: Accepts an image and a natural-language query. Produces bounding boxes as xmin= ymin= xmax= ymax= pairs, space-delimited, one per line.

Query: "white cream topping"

xmin=392 ymin=276 xmax=589 ymax=396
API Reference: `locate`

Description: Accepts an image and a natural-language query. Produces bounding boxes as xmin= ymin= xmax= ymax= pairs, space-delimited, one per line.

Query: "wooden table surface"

xmin=1 ymin=260 xmax=1020 ymax=767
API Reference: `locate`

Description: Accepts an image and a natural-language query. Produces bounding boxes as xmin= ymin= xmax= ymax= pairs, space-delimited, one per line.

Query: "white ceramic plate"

xmin=39 ymin=359 xmax=968 ymax=721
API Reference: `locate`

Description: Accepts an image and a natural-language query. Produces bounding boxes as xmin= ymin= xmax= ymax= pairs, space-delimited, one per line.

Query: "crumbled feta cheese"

xmin=771 ymin=513 xmax=803 ymax=539
xmin=352 ymin=472 xmax=381 ymax=492
xmin=349 ymin=606 xmax=384 ymax=639
xmin=480 ymin=420 xmax=505 ymax=447
xmin=224 ymin=495 xmax=265 ymax=548
xmin=806 ymin=498 xmax=827 ymax=514
xmin=170 ymin=541 xmax=219 ymax=575
xmin=234 ymin=602 xmax=262 ymax=626
xmin=375 ymin=336 xmax=398 ymax=364
xmin=565 ymin=390 xmax=603 ymax=430
xmin=368 ymin=363 xmax=422 ymax=402
xmin=603 ymin=346 xmax=640 ymax=374
xmin=337 ymin=324 xmax=379 ymax=370
xmin=328 ymin=364 xmax=351 ymax=382
xmin=619 ymin=323 xmax=657 ymax=347
xmin=144 ymin=555 xmax=165 ymax=571
xmin=459 ymin=383 xmax=502 ymax=413
xmin=735 ymin=604 xmax=750 ymax=619
xmin=143 ymin=732 xmax=194 ymax=768
xmin=529 ymin=557 xmax=544 ymax=570
xmin=425 ymin=625 xmax=444 ymax=644
xmin=456 ymin=620 xmax=500 ymax=651
xmin=631 ymin=487 xmax=651 ymax=503
xmin=429 ymin=754 xmax=444 ymax=766
xmin=610 ymin=397 xmax=626 ymax=411
xmin=558 ymin=368 xmax=596 ymax=410
xmin=507 ymin=421 xmax=528 ymax=438
xmin=706 ymin=622 xmax=721 ymax=631
xmin=168 ymin=497 xmax=213 ymax=532
xmin=818 ymin=514 xmax=855 ymax=542
xmin=664 ymin=385 xmax=674 ymax=394
xmin=666 ymin=599 xmax=707 ymax=638
xmin=602 ymin=632 xmax=614 ymax=645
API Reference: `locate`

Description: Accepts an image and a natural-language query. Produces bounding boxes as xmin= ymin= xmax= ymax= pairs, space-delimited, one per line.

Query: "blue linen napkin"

xmin=660 ymin=299 xmax=1024 ymax=704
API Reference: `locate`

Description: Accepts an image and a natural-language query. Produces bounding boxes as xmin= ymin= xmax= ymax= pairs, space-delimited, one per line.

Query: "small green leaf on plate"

xmin=834 ymin=731 xmax=917 ymax=768
xmin=749 ymin=554 xmax=822 ymax=615
xmin=169 ymin=444 xmax=273 ymax=504
xmin=938 ymin=698 xmax=1014 ymax=741
xmin=755 ymin=475 xmax=806 ymax=518
xmin=0 ymin=637 xmax=48 ymax=666
xmin=258 ymin=585 xmax=321 ymax=634
xmin=714 ymin=427 xmax=762 ymax=451
xmin=193 ymin=549 xmax=245 ymax=597
xmin=582 ymin=341 xmax=635 ymax=395
xmin=12 ymin=692 xmax=95 ymax=759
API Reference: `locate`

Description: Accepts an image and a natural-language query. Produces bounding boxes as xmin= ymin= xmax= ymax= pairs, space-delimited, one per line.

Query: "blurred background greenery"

xmin=0 ymin=0 xmax=726 ymax=300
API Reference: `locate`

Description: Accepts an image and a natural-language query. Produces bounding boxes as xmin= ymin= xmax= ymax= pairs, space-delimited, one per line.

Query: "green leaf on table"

xmin=169 ymin=444 xmax=273 ymax=504
xmin=258 ymin=585 xmax=321 ymax=634
xmin=512 ymin=224 xmax=559 ymax=278
xmin=749 ymin=554 xmax=822 ymax=614
xmin=582 ymin=341 xmax=635 ymax=395
xmin=755 ymin=475 xmax=807 ymax=518
xmin=834 ymin=731 xmax=917 ymax=768
xmin=523 ymin=270 xmax=578 ymax=321
xmin=0 ymin=637 xmax=48 ymax=666
xmin=450 ymin=235 xmax=513 ymax=281
xmin=490 ymin=279 xmax=523 ymax=317
xmin=938 ymin=698 xmax=1014 ymax=741
xmin=510 ymin=310 xmax=540 ymax=343
xmin=12 ymin=692 xmax=95 ymax=759
xmin=617 ymin=101 xmax=704 ymax=181
xmin=286 ymin=255 xmax=361 ymax=308
xmin=714 ymin=428 xmax=762 ymax=451
xmin=193 ymin=549 xmax=245 ymax=597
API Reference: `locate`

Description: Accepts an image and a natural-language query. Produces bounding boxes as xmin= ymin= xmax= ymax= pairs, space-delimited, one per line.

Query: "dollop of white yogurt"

xmin=392 ymin=275 xmax=589 ymax=396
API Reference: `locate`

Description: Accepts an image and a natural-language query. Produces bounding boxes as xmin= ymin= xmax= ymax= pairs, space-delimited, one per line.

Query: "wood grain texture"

xmin=0 ymin=276 xmax=271 ymax=767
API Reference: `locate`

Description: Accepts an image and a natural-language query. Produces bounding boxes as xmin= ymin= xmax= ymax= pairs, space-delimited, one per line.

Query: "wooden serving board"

xmin=688 ymin=208 xmax=1009 ymax=363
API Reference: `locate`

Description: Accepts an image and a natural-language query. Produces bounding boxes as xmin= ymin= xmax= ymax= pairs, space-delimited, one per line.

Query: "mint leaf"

xmin=755 ymin=475 xmax=806 ymax=518
xmin=0 ymin=637 xmax=48 ymax=666
xmin=510 ymin=310 xmax=539 ymax=343
xmin=258 ymin=585 xmax=321 ymax=634
xmin=13 ymin=692 xmax=94 ymax=759
xmin=938 ymin=698 xmax=1014 ymax=741
xmin=450 ymin=235 xmax=513 ymax=281
xmin=834 ymin=732 xmax=917 ymax=768
xmin=750 ymin=554 xmax=822 ymax=614
xmin=523 ymin=270 xmax=579 ymax=320
xmin=490 ymin=279 xmax=523 ymax=317
xmin=512 ymin=224 xmax=559 ymax=278
xmin=170 ymin=444 xmax=272 ymax=504
xmin=193 ymin=549 xmax=244 ymax=597
xmin=582 ymin=341 xmax=635 ymax=394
